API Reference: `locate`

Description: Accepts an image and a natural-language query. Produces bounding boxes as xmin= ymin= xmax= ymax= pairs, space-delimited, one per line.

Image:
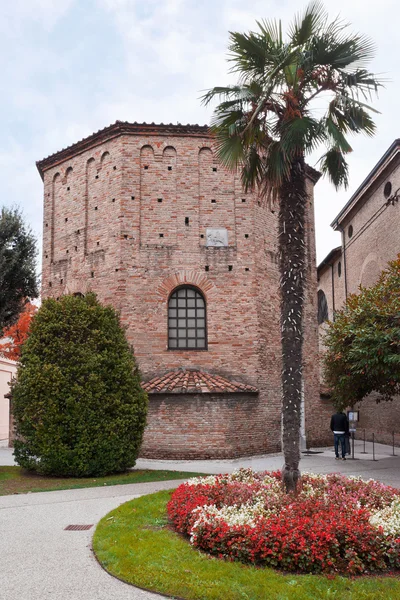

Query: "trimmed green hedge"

xmin=12 ymin=293 xmax=147 ymax=477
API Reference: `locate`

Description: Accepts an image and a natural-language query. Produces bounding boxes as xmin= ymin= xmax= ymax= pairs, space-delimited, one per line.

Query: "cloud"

xmin=1 ymin=0 xmax=399 ymax=272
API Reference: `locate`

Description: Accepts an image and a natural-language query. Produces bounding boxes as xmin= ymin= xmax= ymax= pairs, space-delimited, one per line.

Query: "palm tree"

xmin=202 ymin=1 xmax=381 ymax=492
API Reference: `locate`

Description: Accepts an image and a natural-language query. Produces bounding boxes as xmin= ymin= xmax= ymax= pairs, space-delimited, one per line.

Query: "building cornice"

xmin=317 ymin=246 xmax=342 ymax=276
xmin=331 ymin=139 xmax=400 ymax=230
xmin=36 ymin=120 xmax=210 ymax=179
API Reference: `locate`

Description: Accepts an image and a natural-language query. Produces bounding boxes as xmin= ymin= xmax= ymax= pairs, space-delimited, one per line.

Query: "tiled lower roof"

xmin=141 ymin=370 xmax=258 ymax=394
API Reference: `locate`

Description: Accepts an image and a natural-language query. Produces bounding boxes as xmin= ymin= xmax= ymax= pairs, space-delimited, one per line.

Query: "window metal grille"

xmin=168 ymin=287 xmax=207 ymax=350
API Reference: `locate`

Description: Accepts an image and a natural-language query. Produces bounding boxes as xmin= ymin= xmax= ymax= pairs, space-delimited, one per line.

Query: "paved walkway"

xmin=0 ymin=443 xmax=399 ymax=600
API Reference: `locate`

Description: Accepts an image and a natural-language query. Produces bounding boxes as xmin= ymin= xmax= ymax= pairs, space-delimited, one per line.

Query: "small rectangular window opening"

xmin=124 ymin=234 xmax=128 ymax=239
xmin=211 ymin=199 xmax=216 ymax=204
xmin=65 ymin=218 xmax=68 ymax=222
xmin=200 ymin=234 xmax=204 ymax=238
xmin=242 ymin=198 xmax=246 ymax=203
xmin=113 ymin=166 xmax=117 ymax=170
xmin=159 ymin=233 xmax=164 ymax=238
xmin=49 ymin=281 xmax=52 ymax=287
xmin=157 ymin=198 xmax=163 ymax=203
xmin=94 ymin=206 xmax=98 ymax=211
xmin=212 ymin=167 xmax=217 ymax=172
xmin=97 ymin=241 xmax=100 ymax=246
xmin=60 ymin=278 xmax=63 ymax=284
xmin=205 ymin=265 xmax=209 ymax=272
xmin=245 ymin=267 xmax=250 ymax=271
xmin=228 ymin=265 xmax=233 ymax=271
xmin=245 ymin=234 xmax=249 ymax=238
xmin=130 ymin=196 xmax=134 ymax=200
xmin=75 ymin=246 xmax=77 ymax=252
xmin=168 ymin=166 xmax=172 ymax=171
xmin=95 ymin=175 xmax=99 ymax=179
xmin=91 ymin=272 xmax=94 ymax=278
xmin=185 ymin=217 xmax=189 ymax=225
xmin=67 ymin=187 xmax=70 ymax=191
xmin=144 ymin=165 xmax=149 ymax=170
xmin=66 ymin=250 xmax=69 ymax=254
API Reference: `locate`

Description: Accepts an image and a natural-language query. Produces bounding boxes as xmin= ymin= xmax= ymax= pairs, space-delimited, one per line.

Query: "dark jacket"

xmin=330 ymin=412 xmax=349 ymax=433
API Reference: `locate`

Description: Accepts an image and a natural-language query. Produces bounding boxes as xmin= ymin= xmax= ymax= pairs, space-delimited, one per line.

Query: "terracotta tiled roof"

xmin=141 ymin=370 xmax=258 ymax=394
xmin=36 ymin=120 xmax=210 ymax=179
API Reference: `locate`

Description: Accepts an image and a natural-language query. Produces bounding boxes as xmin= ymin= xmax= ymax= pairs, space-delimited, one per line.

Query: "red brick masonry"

xmin=37 ymin=121 xmax=324 ymax=458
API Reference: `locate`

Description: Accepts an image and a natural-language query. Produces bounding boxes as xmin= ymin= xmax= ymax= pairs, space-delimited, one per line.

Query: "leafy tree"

xmin=323 ymin=257 xmax=400 ymax=409
xmin=12 ymin=293 xmax=148 ymax=477
xmin=0 ymin=206 xmax=39 ymax=334
xmin=202 ymin=1 xmax=380 ymax=491
xmin=0 ymin=302 xmax=37 ymax=361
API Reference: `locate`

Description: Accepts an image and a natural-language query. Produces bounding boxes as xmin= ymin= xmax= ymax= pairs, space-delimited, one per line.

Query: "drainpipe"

xmin=337 ymin=224 xmax=348 ymax=300
xmin=331 ymin=263 xmax=335 ymax=319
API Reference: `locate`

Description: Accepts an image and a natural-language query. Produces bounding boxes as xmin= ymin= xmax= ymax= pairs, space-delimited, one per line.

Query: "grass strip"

xmin=0 ymin=466 xmax=206 ymax=496
xmin=93 ymin=490 xmax=400 ymax=600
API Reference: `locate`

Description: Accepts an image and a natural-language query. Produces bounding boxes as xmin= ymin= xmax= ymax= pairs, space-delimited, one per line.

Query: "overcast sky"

xmin=1 ymin=0 xmax=398 ymax=274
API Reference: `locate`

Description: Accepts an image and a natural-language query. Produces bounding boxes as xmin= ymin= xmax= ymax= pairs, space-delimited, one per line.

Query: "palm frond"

xmin=288 ymin=0 xmax=327 ymax=45
xmin=319 ymin=147 xmax=349 ymax=189
xmin=280 ymin=116 xmax=327 ymax=156
xmin=213 ymin=132 xmax=246 ymax=171
xmin=240 ymin=144 xmax=265 ymax=192
xmin=308 ymin=30 xmax=376 ymax=70
xmin=325 ymin=116 xmax=353 ymax=153
xmin=256 ymin=18 xmax=283 ymax=46
xmin=329 ymin=99 xmax=376 ymax=136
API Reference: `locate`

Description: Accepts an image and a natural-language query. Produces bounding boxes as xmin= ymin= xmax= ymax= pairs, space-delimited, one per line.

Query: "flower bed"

xmin=167 ymin=469 xmax=400 ymax=575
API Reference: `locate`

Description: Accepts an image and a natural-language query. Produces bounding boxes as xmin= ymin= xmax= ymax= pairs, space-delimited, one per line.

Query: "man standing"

xmin=330 ymin=411 xmax=349 ymax=460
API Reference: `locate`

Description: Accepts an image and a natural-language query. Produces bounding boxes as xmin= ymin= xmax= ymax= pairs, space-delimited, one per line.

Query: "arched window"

xmin=168 ymin=286 xmax=207 ymax=349
xmin=317 ymin=290 xmax=329 ymax=325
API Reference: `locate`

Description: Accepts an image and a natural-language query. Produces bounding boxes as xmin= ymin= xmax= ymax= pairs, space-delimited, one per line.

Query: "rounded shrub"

xmin=12 ymin=293 xmax=148 ymax=477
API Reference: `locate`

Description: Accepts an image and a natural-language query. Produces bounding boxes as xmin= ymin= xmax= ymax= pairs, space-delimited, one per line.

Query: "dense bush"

xmin=168 ymin=469 xmax=400 ymax=575
xmin=12 ymin=293 xmax=147 ymax=477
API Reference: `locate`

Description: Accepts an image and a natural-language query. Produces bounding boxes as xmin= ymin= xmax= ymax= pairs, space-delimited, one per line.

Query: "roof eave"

xmin=331 ymin=139 xmax=400 ymax=230
xmin=317 ymin=246 xmax=342 ymax=275
xmin=36 ymin=120 xmax=211 ymax=179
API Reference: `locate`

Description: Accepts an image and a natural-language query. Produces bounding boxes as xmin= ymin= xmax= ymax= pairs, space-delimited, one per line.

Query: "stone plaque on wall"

xmin=206 ymin=228 xmax=228 ymax=247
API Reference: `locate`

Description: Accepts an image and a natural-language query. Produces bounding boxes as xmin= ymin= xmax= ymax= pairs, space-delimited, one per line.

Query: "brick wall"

xmin=317 ymin=145 xmax=400 ymax=446
xmin=140 ymin=393 xmax=273 ymax=459
xmin=39 ymin=123 xmax=321 ymax=458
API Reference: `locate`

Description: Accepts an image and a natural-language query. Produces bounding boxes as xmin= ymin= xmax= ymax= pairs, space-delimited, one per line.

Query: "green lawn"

xmin=0 ymin=466 xmax=205 ymax=496
xmin=93 ymin=490 xmax=400 ymax=600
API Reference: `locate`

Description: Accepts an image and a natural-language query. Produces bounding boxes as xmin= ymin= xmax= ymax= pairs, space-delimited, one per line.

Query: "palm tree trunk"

xmin=279 ymin=156 xmax=308 ymax=493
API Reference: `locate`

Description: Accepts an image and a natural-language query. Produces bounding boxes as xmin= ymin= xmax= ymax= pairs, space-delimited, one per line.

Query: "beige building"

xmin=318 ymin=139 xmax=400 ymax=444
xmin=0 ymin=357 xmax=17 ymax=447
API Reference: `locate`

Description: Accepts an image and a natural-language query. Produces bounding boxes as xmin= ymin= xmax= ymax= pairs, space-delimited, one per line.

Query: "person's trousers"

xmin=334 ymin=433 xmax=346 ymax=458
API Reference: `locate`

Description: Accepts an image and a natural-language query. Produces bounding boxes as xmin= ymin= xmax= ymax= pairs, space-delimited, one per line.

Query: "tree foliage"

xmin=323 ymin=257 xmax=400 ymax=409
xmin=0 ymin=302 xmax=37 ymax=361
xmin=202 ymin=1 xmax=380 ymax=492
xmin=12 ymin=293 xmax=148 ymax=477
xmin=0 ymin=206 xmax=39 ymax=334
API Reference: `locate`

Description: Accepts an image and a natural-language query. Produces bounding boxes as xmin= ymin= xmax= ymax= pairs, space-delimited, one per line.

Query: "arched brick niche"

xmin=360 ymin=254 xmax=381 ymax=288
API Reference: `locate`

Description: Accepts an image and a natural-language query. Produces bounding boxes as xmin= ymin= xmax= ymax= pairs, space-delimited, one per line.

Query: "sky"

xmin=1 ymin=0 xmax=399 ymax=276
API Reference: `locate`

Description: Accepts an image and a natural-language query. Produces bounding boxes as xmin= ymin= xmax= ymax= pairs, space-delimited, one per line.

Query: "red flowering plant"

xmin=167 ymin=469 xmax=400 ymax=575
